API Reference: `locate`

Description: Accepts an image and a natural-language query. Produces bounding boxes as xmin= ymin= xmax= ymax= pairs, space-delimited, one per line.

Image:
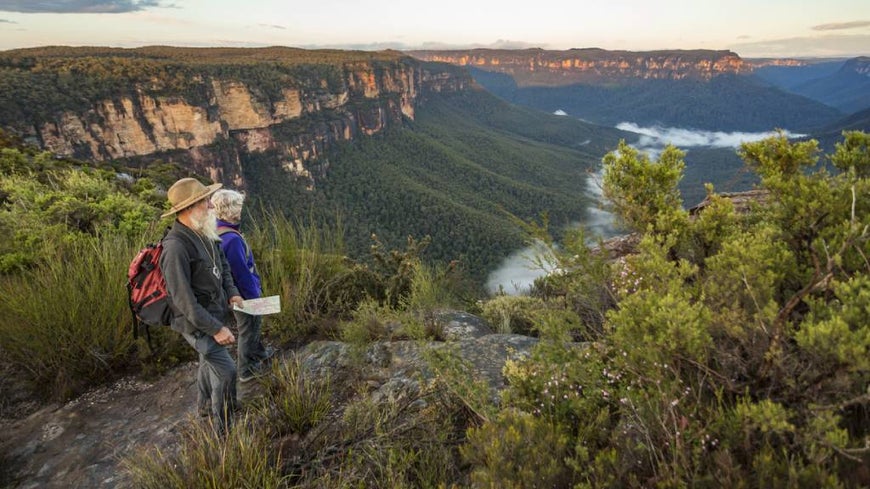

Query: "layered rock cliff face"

xmin=20 ymin=54 xmax=470 ymax=187
xmin=409 ymin=48 xmax=753 ymax=86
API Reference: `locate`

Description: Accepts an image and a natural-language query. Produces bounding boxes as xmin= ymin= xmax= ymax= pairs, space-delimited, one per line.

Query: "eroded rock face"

xmin=211 ymin=80 xmax=273 ymax=130
xmin=27 ymin=60 xmax=469 ymax=188
xmin=40 ymin=95 xmax=224 ymax=160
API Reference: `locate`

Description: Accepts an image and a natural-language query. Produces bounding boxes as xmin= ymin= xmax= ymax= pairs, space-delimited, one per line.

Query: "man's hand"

xmin=229 ymin=295 xmax=244 ymax=309
xmin=213 ymin=326 xmax=236 ymax=345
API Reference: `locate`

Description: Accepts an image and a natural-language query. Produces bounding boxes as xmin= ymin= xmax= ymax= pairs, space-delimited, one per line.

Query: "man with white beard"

xmin=159 ymin=178 xmax=244 ymax=435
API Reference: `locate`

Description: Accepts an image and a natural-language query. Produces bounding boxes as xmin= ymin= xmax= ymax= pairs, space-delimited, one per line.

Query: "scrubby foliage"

xmin=0 ymin=146 xmax=177 ymax=399
xmin=464 ymin=131 xmax=870 ymax=487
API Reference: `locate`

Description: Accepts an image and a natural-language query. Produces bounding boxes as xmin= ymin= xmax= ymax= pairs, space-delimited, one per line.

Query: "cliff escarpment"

xmin=408 ymin=48 xmax=753 ymax=86
xmin=0 ymin=47 xmax=472 ymax=185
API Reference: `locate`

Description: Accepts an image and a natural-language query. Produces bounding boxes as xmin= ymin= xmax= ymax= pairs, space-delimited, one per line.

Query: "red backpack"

xmin=127 ymin=238 xmax=173 ymax=347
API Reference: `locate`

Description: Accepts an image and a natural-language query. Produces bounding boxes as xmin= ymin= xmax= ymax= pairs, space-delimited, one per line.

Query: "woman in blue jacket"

xmin=211 ymin=189 xmax=275 ymax=382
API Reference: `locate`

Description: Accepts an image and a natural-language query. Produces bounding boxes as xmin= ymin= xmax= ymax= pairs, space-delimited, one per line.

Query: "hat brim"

xmin=160 ymin=183 xmax=223 ymax=218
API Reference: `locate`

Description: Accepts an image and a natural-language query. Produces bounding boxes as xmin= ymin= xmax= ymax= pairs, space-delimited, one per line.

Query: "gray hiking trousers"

xmin=182 ymin=331 xmax=238 ymax=433
xmin=234 ymin=311 xmax=268 ymax=377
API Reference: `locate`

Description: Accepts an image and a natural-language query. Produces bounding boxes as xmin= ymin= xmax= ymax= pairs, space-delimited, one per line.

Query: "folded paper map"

xmin=233 ymin=295 xmax=281 ymax=315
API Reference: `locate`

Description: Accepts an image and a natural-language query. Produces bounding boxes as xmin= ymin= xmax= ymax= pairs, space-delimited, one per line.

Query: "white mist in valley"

xmin=485 ymin=164 xmax=618 ymax=296
xmin=485 ymin=122 xmax=805 ymax=296
xmin=616 ymin=123 xmax=805 ymax=151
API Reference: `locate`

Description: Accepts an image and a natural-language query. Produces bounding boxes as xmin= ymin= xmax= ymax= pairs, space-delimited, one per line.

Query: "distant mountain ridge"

xmin=789 ymin=57 xmax=870 ymax=113
xmin=743 ymin=57 xmax=870 ymax=114
xmin=751 ymin=59 xmax=848 ymax=90
xmin=410 ymin=48 xmax=844 ymax=132
xmin=409 ymin=48 xmax=752 ymax=86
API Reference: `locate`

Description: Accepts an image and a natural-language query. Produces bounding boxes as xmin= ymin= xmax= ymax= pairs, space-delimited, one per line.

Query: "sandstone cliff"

xmin=409 ymin=48 xmax=753 ymax=86
xmin=4 ymin=48 xmax=471 ymax=187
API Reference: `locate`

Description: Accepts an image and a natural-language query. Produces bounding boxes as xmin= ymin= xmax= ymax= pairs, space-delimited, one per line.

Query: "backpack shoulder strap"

xmin=217 ymin=226 xmax=241 ymax=237
xmin=217 ymin=226 xmax=250 ymax=259
xmin=164 ymin=225 xmax=199 ymax=257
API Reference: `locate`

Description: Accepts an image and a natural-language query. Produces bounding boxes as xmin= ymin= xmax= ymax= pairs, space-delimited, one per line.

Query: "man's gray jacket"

xmin=159 ymin=220 xmax=240 ymax=337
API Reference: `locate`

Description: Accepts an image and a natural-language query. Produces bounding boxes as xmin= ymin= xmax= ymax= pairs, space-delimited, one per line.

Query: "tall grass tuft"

xmin=258 ymin=354 xmax=332 ymax=436
xmin=0 ymin=234 xmax=137 ymax=399
xmin=299 ymin=390 xmax=463 ymax=488
xmin=123 ymin=415 xmax=285 ymax=489
xmin=401 ymin=261 xmax=464 ymax=313
xmin=247 ymin=210 xmax=372 ymax=342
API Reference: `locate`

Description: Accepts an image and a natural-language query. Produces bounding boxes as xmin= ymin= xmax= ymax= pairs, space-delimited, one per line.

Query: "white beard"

xmin=190 ymin=207 xmax=220 ymax=241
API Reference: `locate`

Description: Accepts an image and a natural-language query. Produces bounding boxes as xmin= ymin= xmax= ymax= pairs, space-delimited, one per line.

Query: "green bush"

xmin=462 ymin=131 xmax=870 ymax=488
xmin=602 ymin=140 xmax=686 ymax=233
xmin=0 ymin=153 xmax=160 ymax=272
xmin=462 ymin=409 xmax=572 ymax=488
xmin=528 ymin=225 xmax=615 ymax=340
xmin=480 ymin=294 xmax=545 ymax=335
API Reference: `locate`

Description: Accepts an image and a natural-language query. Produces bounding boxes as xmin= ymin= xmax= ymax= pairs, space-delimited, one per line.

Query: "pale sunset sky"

xmin=0 ymin=0 xmax=867 ymax=58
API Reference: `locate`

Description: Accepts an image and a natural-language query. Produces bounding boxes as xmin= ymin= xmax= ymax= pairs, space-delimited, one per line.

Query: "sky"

xmin=0 ymin=0 xmax=867 ymax=58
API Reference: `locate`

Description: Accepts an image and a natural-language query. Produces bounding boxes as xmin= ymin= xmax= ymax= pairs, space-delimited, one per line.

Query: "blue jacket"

xmin=216 ymin=219 xmax=262 ymax=300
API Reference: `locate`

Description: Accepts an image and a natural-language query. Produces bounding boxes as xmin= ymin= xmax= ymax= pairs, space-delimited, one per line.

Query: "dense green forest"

xmin=242 ymin=88 xmax=630 ymax=280
xmin=469 ymin=68 xmax=843 ymax=132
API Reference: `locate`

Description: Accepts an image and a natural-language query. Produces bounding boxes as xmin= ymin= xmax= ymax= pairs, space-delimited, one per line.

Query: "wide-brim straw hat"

xmin=161 ymin=178 xmax=223 ymax=218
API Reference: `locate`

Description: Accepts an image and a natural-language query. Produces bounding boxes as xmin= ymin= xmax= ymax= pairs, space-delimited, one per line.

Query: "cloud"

xmin=812 ymin=20 xmax=870 ymax=31
xmin=616 ymin=123 xmax=804 ymax=150
xmin=303 ymin=39 xmax=543 ymax=52
xmin=0 ymin=1 xmax=163 ymax=13
xmin=257 ymin=23 xmax=286 ymax=30
xmin=0 ymin=18 xmax=16 ymax=23
xmin=730 ymin=34 xmax=870 ymax=58
xmin=416 ymin=39 xmax=542 ymax=50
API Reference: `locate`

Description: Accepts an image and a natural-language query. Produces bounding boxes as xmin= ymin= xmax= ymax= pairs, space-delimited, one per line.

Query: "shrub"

xmin=602 ymin=140 xmax=686 ymax=233
xmin=462 ymin=132 xmax=870 ymax=488
xmin=480 ymin=294 xmax=545 ymax=335
xmin=462 ymin=409 xmax=572 ymax=488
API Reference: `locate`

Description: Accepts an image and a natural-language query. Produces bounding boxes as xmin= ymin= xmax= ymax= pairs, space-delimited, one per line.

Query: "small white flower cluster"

xmin=532 ymin=372 xmax=584 ymax=416
xmin=702 ymin=433 xmax=720 ymax=451
xmin=612 ymin=256 xmax=643 ymax=296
